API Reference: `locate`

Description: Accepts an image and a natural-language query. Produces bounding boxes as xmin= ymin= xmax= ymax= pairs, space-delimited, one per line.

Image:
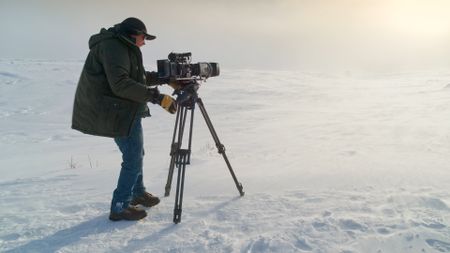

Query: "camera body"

xmin=157 ymin=52 xmax=220 ymax=82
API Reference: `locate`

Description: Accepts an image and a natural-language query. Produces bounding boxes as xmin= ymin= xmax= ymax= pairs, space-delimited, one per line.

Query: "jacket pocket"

xmin=101 ymin=95 xmax=134 ymax=134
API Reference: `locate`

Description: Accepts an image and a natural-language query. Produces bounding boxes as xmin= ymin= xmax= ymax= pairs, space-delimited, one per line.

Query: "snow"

xmin=0 ymin=59 xmax=449 ymax=252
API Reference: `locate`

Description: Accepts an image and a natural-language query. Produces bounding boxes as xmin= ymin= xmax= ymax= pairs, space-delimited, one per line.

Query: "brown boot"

xmin=109 ymin=205 xmax=147 ymax=221
xmin=130 ymin=192 xmax=160 ymax=208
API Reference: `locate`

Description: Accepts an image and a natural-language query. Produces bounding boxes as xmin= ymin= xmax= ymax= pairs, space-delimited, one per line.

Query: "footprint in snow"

xmin=338 ymin=219 xmax=367 ymax=232
xmin=294 ymin=238 xmax=313 ymax=251
xmin=376 ymin=227 xmax=391 ymax=235
xmin=425 ymin=239 xmax=450 ymax=252
xmin=419 ymin=197 xmax=449 ymax=211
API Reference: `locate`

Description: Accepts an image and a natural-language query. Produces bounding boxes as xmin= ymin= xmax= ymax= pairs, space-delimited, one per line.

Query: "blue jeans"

xmin=111 ymin=117 xmax=146 ymax=213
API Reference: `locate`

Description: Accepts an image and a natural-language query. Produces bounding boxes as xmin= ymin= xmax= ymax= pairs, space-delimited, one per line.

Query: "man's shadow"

xmin=6 ymin=196 xmax=242 ymax=252
xmin=6 ymin=214 xmax=134 ymax=253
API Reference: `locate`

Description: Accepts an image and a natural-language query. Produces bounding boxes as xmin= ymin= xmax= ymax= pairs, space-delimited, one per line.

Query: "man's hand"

xmin=146 ymin=87 xmax=160 ymax=104
xmin=158 ymin=94 xmax=177 ymax=114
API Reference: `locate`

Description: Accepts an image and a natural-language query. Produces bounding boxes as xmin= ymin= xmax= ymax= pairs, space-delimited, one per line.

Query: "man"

xmin=72 ymin=17 xmax=177 ymax=221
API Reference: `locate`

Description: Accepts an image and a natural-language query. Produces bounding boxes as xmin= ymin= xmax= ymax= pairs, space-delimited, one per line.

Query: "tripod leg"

xmin=187 ymin=107 xmax=195 ymax=164
xmin=196 ymin=98 xmax=245 ymax=197
xmin=165 ymin=108 xmax=180 ymax=197
xmin=165 ymin=153 xmax=176 ymax=197
xmin=173 ymin=150 xmax=188 ymax=224
xmin=165 ymin=106 xmax=189 ymax=197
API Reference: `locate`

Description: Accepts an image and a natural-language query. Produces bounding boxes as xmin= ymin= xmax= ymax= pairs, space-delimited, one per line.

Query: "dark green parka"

xmin=72 ymin=26 xmax=162 ymax=137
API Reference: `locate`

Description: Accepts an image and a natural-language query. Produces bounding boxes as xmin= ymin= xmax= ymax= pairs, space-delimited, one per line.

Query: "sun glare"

xmin=379 ymin=1 xmax=450 ymax=39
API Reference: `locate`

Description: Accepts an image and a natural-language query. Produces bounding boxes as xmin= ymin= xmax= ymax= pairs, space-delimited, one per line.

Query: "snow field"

xmin=0 ymin=60 xmax=449 ymax=252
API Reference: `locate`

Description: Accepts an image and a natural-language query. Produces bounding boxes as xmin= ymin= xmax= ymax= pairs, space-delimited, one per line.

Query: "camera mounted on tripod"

xmin=157 ymin=52 xmax=220 ymax=107
xmin=157 ymin=53 xmax=244 ymax=224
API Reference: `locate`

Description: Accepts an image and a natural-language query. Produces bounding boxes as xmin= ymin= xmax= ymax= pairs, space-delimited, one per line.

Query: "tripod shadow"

xmin=5 ymin=214 xmax=134 ymax=253
xmin=117 ymin=196 xmax=242 ymax=252
xmin=194 ymin=195 xmax=242 ymax=218
xmin=117 ymin=223 xmax=179 ymax=252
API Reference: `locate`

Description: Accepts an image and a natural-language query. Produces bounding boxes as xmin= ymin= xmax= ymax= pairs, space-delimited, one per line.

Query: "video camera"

xmin=157 ymin=52 xmax=220 ymax=106
xmin=157 ymin=52 xmax=220 ymax=82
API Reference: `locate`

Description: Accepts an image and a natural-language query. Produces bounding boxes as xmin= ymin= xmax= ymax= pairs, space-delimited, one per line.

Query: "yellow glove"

xmin=159 ymin=94 xmax=177 ymax=114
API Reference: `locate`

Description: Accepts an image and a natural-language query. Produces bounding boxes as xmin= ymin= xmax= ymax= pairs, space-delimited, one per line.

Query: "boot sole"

xmin=130 ymin=199 xmax=160 ymax=208
xmin=109 ymin=212 xmax=147 ymax=221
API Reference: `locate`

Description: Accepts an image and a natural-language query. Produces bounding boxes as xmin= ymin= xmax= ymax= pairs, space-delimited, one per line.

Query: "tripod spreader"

xmin=164 ymin=96 xmax=245 ymax=224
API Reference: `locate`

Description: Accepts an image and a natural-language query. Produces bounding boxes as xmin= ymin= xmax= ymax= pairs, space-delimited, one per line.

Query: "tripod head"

xmin=173 ymin=80 xmax=200 ymax=108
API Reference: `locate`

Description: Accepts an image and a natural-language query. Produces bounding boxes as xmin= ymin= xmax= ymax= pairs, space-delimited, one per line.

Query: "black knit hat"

xmin=120 ymin=17 xmax=156 ymax=40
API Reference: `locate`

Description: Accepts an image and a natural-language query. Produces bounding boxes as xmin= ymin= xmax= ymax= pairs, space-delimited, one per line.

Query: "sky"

xmin=1 ymin=0 xmax=450 ymax=71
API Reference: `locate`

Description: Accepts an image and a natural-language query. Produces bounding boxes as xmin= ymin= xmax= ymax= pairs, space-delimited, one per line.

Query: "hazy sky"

xmin=1 ymin=0 xmax=450 ymax=71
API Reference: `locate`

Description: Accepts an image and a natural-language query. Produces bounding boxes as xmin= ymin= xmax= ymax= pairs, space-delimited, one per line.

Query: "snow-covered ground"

xmin=0 ymin=59 xmax=449 ymax=252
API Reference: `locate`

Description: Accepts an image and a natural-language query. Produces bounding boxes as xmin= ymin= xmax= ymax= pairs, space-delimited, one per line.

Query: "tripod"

xmin=164 ymin=88 xmax=245 ymax=224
